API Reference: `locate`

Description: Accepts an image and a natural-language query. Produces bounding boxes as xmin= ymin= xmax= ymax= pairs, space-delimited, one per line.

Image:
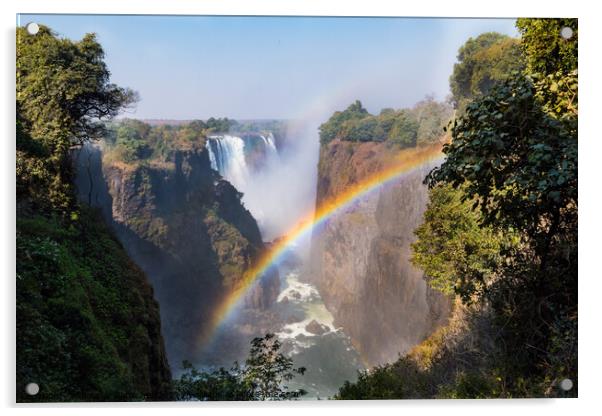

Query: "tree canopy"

xmin=516 ymin=18 xmax=577 ymax=77
xmin=412 ymin=184 xmax=513 ymax=303
xmin=449 ymin=32 xmax=524 ymax=112
xmin=319 ymin=100 xmax=370 ymax=144
xmin=17 ymin=25 xmax=137 ymax=213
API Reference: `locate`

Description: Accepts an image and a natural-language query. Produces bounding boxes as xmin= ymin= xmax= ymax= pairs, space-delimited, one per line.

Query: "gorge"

xmin=17 ymin=17 xmax=578 ymax=401
xmin=74 ymin=118 xmax=450 ymax=397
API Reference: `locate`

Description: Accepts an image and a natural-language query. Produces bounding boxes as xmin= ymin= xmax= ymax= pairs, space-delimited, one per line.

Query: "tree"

xmin=205 ymin=117 xmax=237 ymax=133
xmin=449 ymin=32 xmax=524 ymax=112
xmin=113 ymin=120 xmax=152 ymax=162
xmin=319 ymin=100 xmax=369 ymax=144
xmin=174 ymin=333 xmax=306 ymax=401
xmin=174 ymin=361 xmax=253 ymax=401
xmin=387 ymin=111 xmax=418 ymax=147
xmin=16 ymin=25 xmax=172 ymax=403
xmin=339 ymin=115 xmax=386 ymax=143
xmin=427 ymin=74 xmax=576 ymax=256
xmin=516 ymin=18 xmax=577 ymax=77
xmin=320 ymin=99 xmax=453 ymax=146
xmin=17 ymin=25 xmax=137 ymax=212
xmin=410 ymin=96 xmax=453 ymax=145
xmin=516 ymin=18 xmax=578 ymax=125
xmin=411 ymin=184 xmax=513 ymax=303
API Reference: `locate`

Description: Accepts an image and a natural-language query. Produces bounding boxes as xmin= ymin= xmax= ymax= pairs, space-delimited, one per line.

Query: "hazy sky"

xmin=19 ymin=15 xmax=518 ymax=120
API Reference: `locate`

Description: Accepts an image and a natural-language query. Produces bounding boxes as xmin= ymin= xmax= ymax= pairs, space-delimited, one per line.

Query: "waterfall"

xmin=260 ymin=132 xmax=278 ymax=157
xmin=207 ymin=142 xmax=218 ymax=171
xmin=206 ymin=134 xmax=252 ymax=190
xmin=205 ymin=130 xmax=315 ymax=243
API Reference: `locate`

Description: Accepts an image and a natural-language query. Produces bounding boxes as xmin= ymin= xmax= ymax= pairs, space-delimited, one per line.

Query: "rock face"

xmin=310 ymin=140 xmax=451 ymax=366
xmin=76 ymin=145 xmax=279 ymax=367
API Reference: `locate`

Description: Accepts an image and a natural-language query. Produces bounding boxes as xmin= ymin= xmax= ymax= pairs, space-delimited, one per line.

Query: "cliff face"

xmin=16 ymin=208 xmax=172 ymax=402
xmin=310 ymin=140 xmax=451 ymax=366
xmin=76 ymin=145 xmax=279 ymax=367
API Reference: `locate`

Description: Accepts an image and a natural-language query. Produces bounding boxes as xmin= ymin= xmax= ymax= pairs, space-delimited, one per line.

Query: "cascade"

xmin=206 ymin=134 xmax=251 ymax=190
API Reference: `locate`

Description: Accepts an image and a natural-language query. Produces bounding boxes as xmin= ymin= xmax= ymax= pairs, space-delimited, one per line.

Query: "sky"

xmin=18 ymin=15 xmax=519 ymax=120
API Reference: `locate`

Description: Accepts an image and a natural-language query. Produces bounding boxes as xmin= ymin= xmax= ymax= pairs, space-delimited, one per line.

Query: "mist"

xmin=229 ymin=119 xmax=321 ymax=246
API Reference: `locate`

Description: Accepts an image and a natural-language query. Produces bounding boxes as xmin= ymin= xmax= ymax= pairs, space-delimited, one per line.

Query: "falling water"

xmin=206 ymin=134 xmax=252 ymax=190
xmin=205 ymin=132 xmax=287 ymax=239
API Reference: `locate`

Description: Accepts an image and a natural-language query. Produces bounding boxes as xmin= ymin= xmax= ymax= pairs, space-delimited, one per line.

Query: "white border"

xmin=2 ymin=1 xmax=600 ymax=415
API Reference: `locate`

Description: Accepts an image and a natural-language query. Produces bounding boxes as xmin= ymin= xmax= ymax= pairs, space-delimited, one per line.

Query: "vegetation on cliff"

xmin=337 ymin=18 xmax=577 ymax=399
xmin=17 ymin=209 xmax=172 ymax=402
xmin=103 ymin=118 xmax=231 ymax=165
xmin=102 ymin=117 xmax=287 ymax=167
xmin=16 ymin=25 xmax=172 ymax=401
xmin=318 ymin=97 xmax=452 ymax=146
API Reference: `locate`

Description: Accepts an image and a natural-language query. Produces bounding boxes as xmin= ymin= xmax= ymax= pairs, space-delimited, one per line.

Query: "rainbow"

xmin=198 ymin=143 xmax=444 ymax=347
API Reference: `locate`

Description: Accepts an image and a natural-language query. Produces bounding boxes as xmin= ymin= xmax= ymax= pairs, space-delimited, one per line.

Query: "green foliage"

xmin=174 ymin=333 xmax=306 ymax=401
xmin=419 ymin=18 xmax=576 ymax=396
xmin=533 ymin=69 xmax=578 ymax=123
xmin=319 ymin=99 xmax=451 ymax=146
xmin=16 ymin=208 xmax=172 ymax=402
xmin=412 ymin=184 xmax=512 ymax=302
xmin=449 ymin=32 xmax=524 ymax=112
xmin=337 ymin=358 xmax=428 ymax=400
xmin=16 ymin=117 xmax=54 ymax=211
xmin=204 ymin=117 xmax=237 ymax=133
xmin=516 ymin=18 xmax=578 ymax=127
xmin=174 ymin=361 xmax=252 ymax=401
xmin=386 ymin=110 xmax=418 ymax=147
xmin=112 ymin=120 xmax=152 ymax=162
xmin=339 ymin=115 xmax=386 ymax=143
xmin=428 ymin=74 xmax=577 ymax=250
xmin=16 ymin=25 xmax=137 ymax=213
xmin=516 ymin=18 xmax=577 ymax=77
xmin=336 ymin=302 xmax=576 ymax=399
xmin=319 ymin=100 xmax=369 ymax=144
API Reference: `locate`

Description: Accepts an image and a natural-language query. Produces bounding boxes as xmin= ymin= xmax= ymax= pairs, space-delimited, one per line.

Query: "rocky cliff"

xmin=16 ymin=207 xmax=173 ymax=402
xmin=310 ymin=140 xmax=451 ymax=366
xmin=76 ymin=144 xmax=279 ymax=368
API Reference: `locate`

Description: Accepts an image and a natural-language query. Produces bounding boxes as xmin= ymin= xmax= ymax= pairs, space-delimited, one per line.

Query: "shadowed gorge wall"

xmin=16 ymin=208 xmax=173 ymax=402
xmin=310 ymin=140 xmax=451 ymax=366
xmin=75 ymin=144 xmax=279 ymax=368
